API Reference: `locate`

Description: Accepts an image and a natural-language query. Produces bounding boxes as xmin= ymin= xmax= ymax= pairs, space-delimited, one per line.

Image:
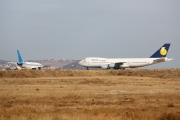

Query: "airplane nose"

xmin=78 ymin=60 xmax=82 ymax=65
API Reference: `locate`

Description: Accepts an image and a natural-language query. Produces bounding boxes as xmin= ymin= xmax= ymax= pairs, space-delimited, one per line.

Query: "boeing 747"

xmin=79 ymin=43 xmax=173 ymax=70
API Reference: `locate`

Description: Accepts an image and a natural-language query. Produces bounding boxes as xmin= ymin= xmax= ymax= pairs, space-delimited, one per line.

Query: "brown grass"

xmin=0 ymin=69 xmax=180 ymax=120
xmin=0 ymin=68 xmax=180 ymax=78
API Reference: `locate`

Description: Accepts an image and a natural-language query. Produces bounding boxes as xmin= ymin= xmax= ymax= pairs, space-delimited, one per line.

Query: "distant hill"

xmin=0 ymin=59 xmax=84 ymax=70
xmin=59 ymin=60 xmax=86 ymax=70
xmin=61 ymin=60 xmax=102 ymax=70
xmin=0 ymin=60 xmax=9 ymax=64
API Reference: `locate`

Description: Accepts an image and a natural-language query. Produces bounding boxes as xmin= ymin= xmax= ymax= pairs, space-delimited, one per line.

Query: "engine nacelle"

xmin=16 ymin=66 xmax=22 ymax=70
xmin=101 ymin=65 xmax=109 ymax=69
xmin=108 ymin=63 xmax=115 ymax=68
xmin=120 ymin=63 xmax=129 ymax=68
xmin=17 ymin=63 xmax=23 ymax=66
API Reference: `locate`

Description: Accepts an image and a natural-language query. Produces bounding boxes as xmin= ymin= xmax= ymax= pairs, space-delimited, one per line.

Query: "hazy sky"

xmin=0 ymin=0 xmax=180 ymax=68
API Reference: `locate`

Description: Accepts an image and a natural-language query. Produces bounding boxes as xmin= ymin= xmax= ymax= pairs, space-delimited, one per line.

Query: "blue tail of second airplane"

xmin=17 ymin=50 xmax=24 ymax=63
xmin=150 ymin=43 xmax=171 ymax=58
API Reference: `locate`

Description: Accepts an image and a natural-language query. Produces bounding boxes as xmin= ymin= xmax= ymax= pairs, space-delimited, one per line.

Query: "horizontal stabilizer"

xmin=153 ymin=58 xmax=166 ymax=64
xmin=167 ymin=58 xmax=173 ymax=61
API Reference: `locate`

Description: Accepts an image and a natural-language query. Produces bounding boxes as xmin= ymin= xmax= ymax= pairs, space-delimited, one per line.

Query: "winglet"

xmin=17 ymin=50 xmax=23 ymax=63
xmin=150 ymin=43 xmax=171 ymax=58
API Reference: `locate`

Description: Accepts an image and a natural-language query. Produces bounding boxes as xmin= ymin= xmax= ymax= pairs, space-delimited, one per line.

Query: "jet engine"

xmin=17 ymin=63 xmax=23 ymax=66
xmin=109 ymin=63 xmax=129 ymax=69
xmin=108 ymin=63 xmax=115 ymax=68
xmin=109 ymin=63 xmax=124 ymax=69
xmin=120 ymin=63 xmax=129 ymax=68
xmin=101 ymin=65 xmax=109 ymax=69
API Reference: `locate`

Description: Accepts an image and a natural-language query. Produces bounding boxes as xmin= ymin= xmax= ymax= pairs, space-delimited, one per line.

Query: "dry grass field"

xmin=0 ymin=69 xmax=180 ymax=120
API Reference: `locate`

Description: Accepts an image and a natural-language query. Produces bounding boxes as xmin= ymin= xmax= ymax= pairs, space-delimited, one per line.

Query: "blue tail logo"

xmin=150 ymin=43 xmax=170 ymax=58
xmin=17 ymin=50 xmax=23 ymax=63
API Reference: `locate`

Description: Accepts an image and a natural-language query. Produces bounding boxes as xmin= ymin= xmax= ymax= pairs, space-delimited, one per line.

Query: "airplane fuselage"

xmin=79 ymin=57 xmax=170 ymax=69
xmin=79 ymin=43 xmax=172 ymax=70
xmin=18 ymin=62 xmax=43 ymax=70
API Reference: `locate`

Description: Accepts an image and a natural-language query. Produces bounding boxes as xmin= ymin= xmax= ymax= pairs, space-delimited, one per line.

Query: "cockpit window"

xmin=84 ymin=59 xmax=87 ymax=62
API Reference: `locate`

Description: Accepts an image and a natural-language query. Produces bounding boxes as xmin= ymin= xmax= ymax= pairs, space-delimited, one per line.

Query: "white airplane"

xmin=79 ymin=43 xmax=173 ymax=70
xmin=8 ymin=50 xmax=43 ymax=70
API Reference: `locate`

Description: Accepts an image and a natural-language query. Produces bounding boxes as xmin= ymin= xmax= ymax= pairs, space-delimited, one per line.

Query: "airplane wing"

xmin=108 ymin=62 xmax=125 ymax=69
xmin=7 ymin=62 xmax=17 ymax=65
xmin=153 ymin=58 xmax=166 ymax=64
xmin=6 ymin=62 xmax=22 ymax=70
xmin=114 ymin=62 xmax=124 ymax=68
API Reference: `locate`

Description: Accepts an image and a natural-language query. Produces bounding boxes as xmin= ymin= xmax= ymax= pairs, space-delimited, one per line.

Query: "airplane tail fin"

xmin=150 ymin=43 xmax=171 ymax=58
xmin=17 ymin=50 xmax=23 ymax=63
